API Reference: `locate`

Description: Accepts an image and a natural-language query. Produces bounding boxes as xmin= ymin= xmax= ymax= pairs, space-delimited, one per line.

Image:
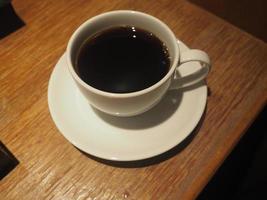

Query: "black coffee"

xmin=75 ymin=26 xmax=170 ymax=93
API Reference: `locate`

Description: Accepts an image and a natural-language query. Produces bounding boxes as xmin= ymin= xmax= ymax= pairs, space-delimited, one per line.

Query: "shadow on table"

xmin=77 ymin=81 xmax=209 ymax=168
xmin=0 ymin=3 xmax=25 ymax=39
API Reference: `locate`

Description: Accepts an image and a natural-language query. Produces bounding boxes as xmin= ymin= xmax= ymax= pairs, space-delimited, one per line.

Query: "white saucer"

xmin=48 ymin=40 xmax=207 ymax=161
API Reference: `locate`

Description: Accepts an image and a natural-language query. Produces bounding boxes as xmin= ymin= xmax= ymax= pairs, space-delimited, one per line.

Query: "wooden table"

xmin=1 ymin=0 xmax=266 ymax=199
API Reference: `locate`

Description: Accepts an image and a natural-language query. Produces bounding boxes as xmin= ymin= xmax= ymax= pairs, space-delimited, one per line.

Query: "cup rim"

xmin=66 ymin=10 xmax=179 ymax=98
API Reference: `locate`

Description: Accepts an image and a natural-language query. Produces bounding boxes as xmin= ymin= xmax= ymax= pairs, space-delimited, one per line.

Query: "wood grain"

xmin=1 ymin=0 xmax=267 ymax=199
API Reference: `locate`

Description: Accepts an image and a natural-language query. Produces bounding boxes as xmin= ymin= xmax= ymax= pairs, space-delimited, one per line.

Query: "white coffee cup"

xmin=67 ymin=10 xmax=210 ymax=117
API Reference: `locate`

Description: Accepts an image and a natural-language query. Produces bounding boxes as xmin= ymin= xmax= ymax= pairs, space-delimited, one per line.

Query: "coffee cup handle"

xmin=169 ymin=49 xmax=211 ymax=89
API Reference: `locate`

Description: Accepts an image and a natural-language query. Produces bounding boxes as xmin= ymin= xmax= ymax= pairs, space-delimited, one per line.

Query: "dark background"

xmin=189 ymin=1 xmax=267 ymax=199
xmin=197 ymin=106 xmax=267 ymax=200
xmin=189 ymin=0 xmax=267 ymax=42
